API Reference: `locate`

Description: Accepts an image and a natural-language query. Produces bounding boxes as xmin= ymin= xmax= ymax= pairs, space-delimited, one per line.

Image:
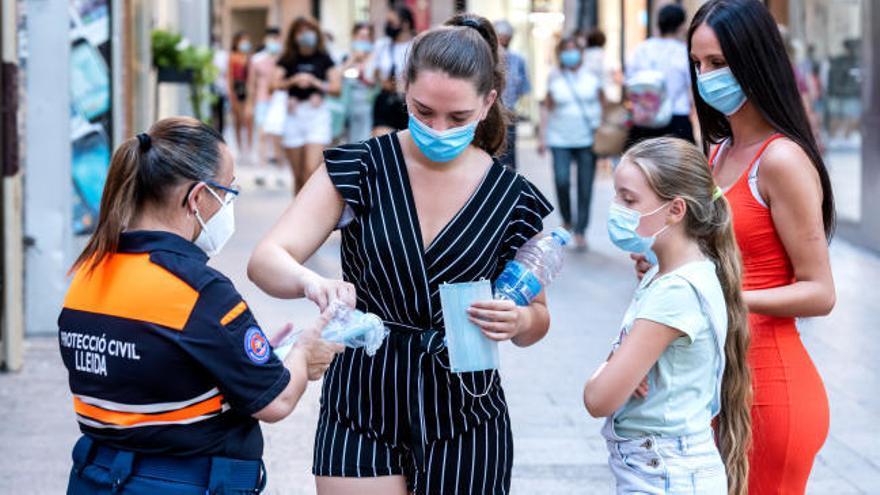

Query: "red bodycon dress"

xmin=710 ymin=135 xmax=830 ymax=494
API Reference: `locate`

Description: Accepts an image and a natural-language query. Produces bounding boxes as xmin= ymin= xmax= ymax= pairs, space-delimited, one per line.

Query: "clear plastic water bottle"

xmin=274 ymin=300 xmax=389 ymax=359
xmin=494 ymin=227 xmax=572 ymax=306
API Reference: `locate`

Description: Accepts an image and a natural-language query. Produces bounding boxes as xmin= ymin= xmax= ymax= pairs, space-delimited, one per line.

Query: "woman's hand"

xmin=537 ymin=138 xmax=547 ymax=156
xmin=467 ymin=299 xmax=525 ymax=342
xmin=303 ymin=273 xmax=356 ymax=312
xmin=631 ymin=253 xmax=652 ymax=281
xmin=293 ymin=312 xmax=345 ymax=381
xmin=307 ymin=73 xmax=324 ymax=89
xmin=287 ymin=73 xmax=312 ymax=89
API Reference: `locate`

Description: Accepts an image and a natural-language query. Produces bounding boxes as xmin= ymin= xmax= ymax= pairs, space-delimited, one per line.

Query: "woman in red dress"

xmin=687 ymin=1 xmax=837 ymax=493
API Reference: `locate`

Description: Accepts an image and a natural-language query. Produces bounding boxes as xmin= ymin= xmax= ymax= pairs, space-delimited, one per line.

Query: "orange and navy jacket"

xmin=58 ymin=231 xmax=289 ymax=460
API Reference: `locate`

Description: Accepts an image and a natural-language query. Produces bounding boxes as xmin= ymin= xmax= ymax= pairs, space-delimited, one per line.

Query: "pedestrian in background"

xmin=341 ymin=22 xmax=377 ymax=143
xmin=248 ymin=26 xmax=283 ymax=175
xmin=210 ymin=37 xmax=228 ymax=136
xmin=685 ymin=1 xmax=837 ymax=492
xmin=60 ymin=117 xmax=341 ymax=494
xmin=625 ymin=4 xmax=694 ymax=147
xmin=585 ymin=138 xmax=752 ymax=495
xmin=248 ymin=14 xmax=553 ymax=495
xmin=540 ymin=36 xmax=602 ymax=251
xmin=229 ymin=31 xmax=254 ymax=160
xmin=583 ymin=29 xmax=607 ymax=102
xmin=494 ymin=19 xmax=531 ymax=170
xmin=274 ymin=16 xmax=341 ymax=194
xmin=371 ymin=5 xmax=416 ymax=136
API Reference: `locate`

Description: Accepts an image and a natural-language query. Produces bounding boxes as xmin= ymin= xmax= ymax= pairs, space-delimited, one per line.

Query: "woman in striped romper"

xmin=249 ymin=14 xmax=553 ymax=495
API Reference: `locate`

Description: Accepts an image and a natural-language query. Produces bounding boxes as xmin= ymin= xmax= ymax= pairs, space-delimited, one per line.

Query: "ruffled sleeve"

xmin=324 ymin=142 xmax=373 ymax=217
xmin=497 ymin=178 xmax=554 ymax=269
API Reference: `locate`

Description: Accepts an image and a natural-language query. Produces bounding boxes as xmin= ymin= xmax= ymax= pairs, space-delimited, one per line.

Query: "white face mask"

xmin=193 ymin=185 xmax=235 ymax=256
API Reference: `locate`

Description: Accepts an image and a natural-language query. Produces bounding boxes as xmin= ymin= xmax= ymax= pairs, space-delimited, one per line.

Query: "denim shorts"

xmin=605 ymin=427 xmax=727 ymax=494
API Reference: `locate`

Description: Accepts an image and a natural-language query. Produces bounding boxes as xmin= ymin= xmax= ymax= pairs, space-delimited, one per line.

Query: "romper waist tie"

xmin=383 ymin=321 xmax=445 ymax=469
xmin=384 ymin=320 xmax=446 ymax=355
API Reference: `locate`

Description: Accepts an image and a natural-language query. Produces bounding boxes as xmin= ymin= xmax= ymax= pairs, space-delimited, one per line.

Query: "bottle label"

xmin=495 ymin=261 xmax=543 ymax=306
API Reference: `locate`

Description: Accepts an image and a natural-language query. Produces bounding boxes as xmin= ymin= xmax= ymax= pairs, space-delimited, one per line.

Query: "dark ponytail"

xmin=688 ymin=0 xmax=835 ymax=239
xmin=73 ymin=117 xmax=225 ymax=273
xmin=404 ymin=13 xmax=508 ymax=156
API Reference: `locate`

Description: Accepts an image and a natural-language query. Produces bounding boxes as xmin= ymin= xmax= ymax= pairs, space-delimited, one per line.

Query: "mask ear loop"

xmin=189 ymin=183 xmax=226 ymax=252
xmin=458 ymin=370 xmax=497 ymax=398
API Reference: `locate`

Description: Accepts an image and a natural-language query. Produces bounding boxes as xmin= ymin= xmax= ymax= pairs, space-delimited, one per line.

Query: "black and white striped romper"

xmin=313 ymin=133 xmax=553 ymax=494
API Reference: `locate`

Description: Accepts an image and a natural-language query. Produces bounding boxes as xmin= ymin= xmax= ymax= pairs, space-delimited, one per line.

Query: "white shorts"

xmin=254 ymin=100 xmax=270 ymax=128
xmin=606 ymin=429 xmax=727 ymax=494
xmin=283 ymin=101 xmax=332 ymax=148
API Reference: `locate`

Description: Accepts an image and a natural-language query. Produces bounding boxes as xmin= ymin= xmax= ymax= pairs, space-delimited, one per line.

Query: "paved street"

xmin=1 ymin=136 xmax=879 ymax=494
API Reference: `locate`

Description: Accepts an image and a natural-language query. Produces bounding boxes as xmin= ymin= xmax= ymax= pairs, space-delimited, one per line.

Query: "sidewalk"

xmin=1 ymin=136 xmax=878 ymax=493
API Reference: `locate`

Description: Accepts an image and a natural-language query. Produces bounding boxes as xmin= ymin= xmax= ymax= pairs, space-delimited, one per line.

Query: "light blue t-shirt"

xmin=612 ymin=260 xmax=727 ymax=439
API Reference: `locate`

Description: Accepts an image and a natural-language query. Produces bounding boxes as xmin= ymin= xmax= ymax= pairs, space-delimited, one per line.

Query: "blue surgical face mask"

xmin=439 ymin=280 xmax=498 ymax=373
xmin=238 ymin=41 xmax=252 ymax=53
xmin=352 ymin=40 xmax=373 ymax=53
xmin=697 ymin=67 xmax=747 ymax=116
xmin=408 ymin=113 xmax=479 ymax=163
xmin=265 ymin=40 xmax=281 ymax=55
xmin=607 ymin=201 xmax=670 ymax=265
xmin=297 ymin=31 xmax=318 ymax=49
xmin=560 ymin=49 xmax=581 ymax=68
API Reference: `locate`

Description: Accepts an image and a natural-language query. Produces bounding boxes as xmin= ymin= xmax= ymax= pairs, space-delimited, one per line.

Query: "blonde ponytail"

xmin=703 ymin=195 xmax=752 ymax=495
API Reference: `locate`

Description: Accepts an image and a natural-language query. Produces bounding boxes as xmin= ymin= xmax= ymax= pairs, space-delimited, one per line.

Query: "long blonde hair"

xmin=623 ymin=137 xmax=752 ymax=495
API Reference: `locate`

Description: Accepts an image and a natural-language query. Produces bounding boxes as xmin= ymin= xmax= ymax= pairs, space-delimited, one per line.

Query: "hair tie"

xmin=459 ymin=18 xmax=485 ymax=37
xmin=136 ymin=133 xmax=151 ymax=152
xmin=712 ymin=186 xmax=724 ymax=202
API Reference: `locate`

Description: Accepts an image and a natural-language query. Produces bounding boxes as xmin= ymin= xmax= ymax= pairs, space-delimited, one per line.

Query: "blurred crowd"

xmin=205 ymin=3 xmax=861 ymax=245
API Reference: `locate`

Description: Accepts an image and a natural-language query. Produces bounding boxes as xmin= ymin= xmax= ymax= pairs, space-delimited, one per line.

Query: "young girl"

xmin=584 ymin=137 xmax=751 ymax=495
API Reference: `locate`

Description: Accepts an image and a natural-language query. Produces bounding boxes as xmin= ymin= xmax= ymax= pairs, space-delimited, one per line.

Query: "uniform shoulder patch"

xmin=244 ymin=326 xmax=271 ymax=364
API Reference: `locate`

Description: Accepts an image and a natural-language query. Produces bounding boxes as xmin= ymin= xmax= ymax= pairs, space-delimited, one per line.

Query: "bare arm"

xmin=252 ymin=314 xmax=343 ymax=423
xmin=247 ymin=165 xmax=354 ymax=309
xmin=537 ymin=93 xmax=553 ymax=155
xmin=583 ymin=320 xmax=683 ymax=417
xmin=324 ymin=66 xmax=342 ymax=97
xmin=227 ymin=57 xmax=238 ymax=106
xmin=270 ymin=66 xmax=289 ymax=92
xmin=245 ymin=59 xmax=257 ymax=110
xmin=512 ymin=291 xmax=550 ymax=347
xmin=745 ymin=140 xmax=836 ymax=317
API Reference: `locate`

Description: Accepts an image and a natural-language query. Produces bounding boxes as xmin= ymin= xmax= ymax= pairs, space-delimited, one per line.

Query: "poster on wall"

xmin=70 ymin=0 xmax=112 ymax=235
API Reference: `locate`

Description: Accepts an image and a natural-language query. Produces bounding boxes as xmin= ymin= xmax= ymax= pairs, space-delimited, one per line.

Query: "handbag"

xmin=263 ymin=90 xmax=289 ymax=136
xmin=593 ymin=103 xmax=629 ymax=157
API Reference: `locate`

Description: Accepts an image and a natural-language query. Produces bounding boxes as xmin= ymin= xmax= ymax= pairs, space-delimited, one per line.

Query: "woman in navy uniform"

xmin=59 ymin=116 xmax=342 ymax=494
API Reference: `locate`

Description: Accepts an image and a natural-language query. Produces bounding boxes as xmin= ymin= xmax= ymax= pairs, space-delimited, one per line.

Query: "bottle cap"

xmin=550 ymin=227 xmax=573 ymax=246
